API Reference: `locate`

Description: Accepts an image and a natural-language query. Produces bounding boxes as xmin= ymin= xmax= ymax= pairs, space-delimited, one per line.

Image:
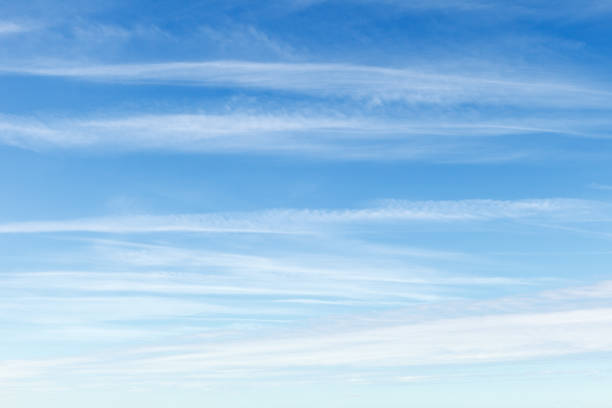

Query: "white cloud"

xmin=3 ymin=61 xmax=610 ymax=109
xmin=293 ymin=0 xmax=612 ymax=18
xmin=11 ymin=307 xmax=612 ymax=384
xmin=196 ymin=24 xmax=295 ymax=59
xmin=115 ymin=308 xmax=612 ymax=372
xmin=2 ymin=112 xmax=596 ymax=160
xmin=589 ymin=182 xmax=612 ymax=191
xmin=0 ymin=358 xmax=90 ymax=382
xmin=542 ymin=280 xmax=612 ymax=300
xmin=292 ymin=0 xmax=491 ymax=11
xmin=1 ymin=102 xmax=611 ymax=160
xmin=5 ymin=272 xmax=612 ymax=386
xmin=0 ymin=199 xmax=601 ymax=235
xmin=0 ymin=22 xmax=31 ymax=35
xmin=0 ymin=236 xmax=532 ymax=327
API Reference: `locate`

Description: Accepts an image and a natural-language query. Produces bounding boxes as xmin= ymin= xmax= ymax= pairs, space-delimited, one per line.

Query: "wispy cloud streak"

xmin=293 ymin=0 xmax=612 ymax=18
xmin=6 ymin=306 xmax=612 ymax=386
xmin=120 ymin=307 xmax=612 ymax=369
xmin=3 ymin=61 xmax=610 ymax=108
xmin=0 ymin=22 xmax=31 ymax=35
xmin=0 ymin=199 xmax=602 ymax=234
xmin=3 ymin=112 xmax=606 ymax=159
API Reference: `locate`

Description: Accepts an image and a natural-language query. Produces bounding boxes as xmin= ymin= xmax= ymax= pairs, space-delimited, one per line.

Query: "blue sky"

xmin=1 ymin=1 xmax=612 ymax=407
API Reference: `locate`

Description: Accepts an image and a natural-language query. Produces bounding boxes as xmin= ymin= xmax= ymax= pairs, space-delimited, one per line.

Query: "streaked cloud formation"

xmin=5 ymin=60 xmax=610 ymax=108
xmin=2 ymin=0 xmax=612 ymax=407
xmin=0 ymin=198 xmax=603 ymax=234
xmin=0 ymin=22 xmax=31 ymax=34
xmin=2 ymin=60 xmax=611 ymax=160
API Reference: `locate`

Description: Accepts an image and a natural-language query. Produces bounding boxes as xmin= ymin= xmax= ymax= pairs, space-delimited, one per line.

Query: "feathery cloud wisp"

xmin=0 ymin=22 xmax=31 ymax=35
xmin=0 ymin=199 xmax=602 ymax=234
xmin=2 ymin=112 xmax=611 ymax=161
xmin=3 ymin=61 xmax=610 ymax=108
